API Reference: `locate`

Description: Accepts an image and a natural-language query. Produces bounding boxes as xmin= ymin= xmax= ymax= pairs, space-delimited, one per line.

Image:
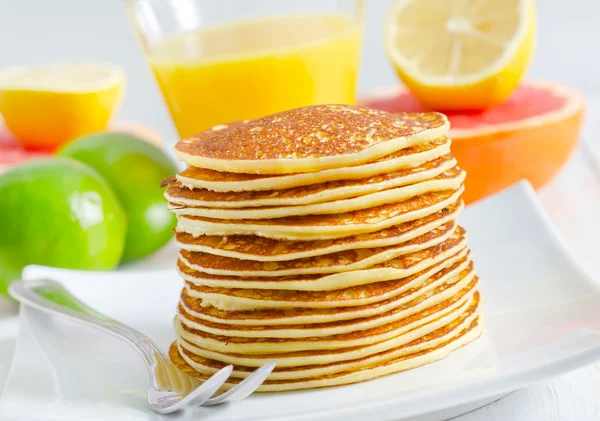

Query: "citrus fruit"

xmin=0 ymin=158 xmax=126 ymax=296
xmin=385 ymin=0 xmax=536 ymax=110
xmin=0 ymin=121 xmax=162 ymax=174
xmin=0 ymin=125 xmax=50 ymax=173
xmin=362 ymin=80 xmax=585 ymax=203
xmin=0 ymin=63 xmax=124 ymax=151
xmin=59 ymin=132 xmax=177 ymax=262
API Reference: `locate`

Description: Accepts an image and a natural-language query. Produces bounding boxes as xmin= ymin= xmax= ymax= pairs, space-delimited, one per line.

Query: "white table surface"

xmin=1 ymin=112 xmax=599 ymax=421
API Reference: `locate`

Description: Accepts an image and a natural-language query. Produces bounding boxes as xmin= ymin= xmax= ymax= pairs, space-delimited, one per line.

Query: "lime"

xmin=0 ymin=158 xmax=127 ymax=296
xmin=59 ymin=133 xmax=177 ymax=262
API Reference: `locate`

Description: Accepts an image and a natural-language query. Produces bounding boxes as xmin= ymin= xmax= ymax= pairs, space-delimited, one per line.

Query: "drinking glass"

xmin=125 ymin=0 xmax=364 ymax=138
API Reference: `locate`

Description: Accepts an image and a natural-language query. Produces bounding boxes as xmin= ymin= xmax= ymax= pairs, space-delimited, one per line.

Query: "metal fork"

xmin=9 ymin=279 xmax=275 ymax=414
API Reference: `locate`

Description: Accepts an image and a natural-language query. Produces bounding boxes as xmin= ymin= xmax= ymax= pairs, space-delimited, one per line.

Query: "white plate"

xmin=2 ymin=181 xmax=600 ymax=421
xmin=0 ymin=241 xmax=177 ymax=394
xmin=0 ymin=317 xmax=18 ymax=393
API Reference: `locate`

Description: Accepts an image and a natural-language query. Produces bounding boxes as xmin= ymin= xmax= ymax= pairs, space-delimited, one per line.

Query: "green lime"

xmin=0 ymin=158 xmax=127 ymax=296
xmin=59 ymin=132 xmax=177 ymax=262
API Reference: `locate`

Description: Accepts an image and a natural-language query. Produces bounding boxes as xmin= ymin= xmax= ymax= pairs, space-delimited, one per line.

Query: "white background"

xmin=1 ymin=1 xmax=600 ymax=420
xmin=0 ymin=0 xmax=598 ymax=142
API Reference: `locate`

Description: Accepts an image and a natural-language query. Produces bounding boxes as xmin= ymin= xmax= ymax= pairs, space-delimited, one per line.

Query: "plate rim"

xmin=0 ymin=316 xmax=18 ymax=340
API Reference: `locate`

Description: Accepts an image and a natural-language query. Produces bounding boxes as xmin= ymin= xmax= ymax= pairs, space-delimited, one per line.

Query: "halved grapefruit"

xmin=362 ymin=80 xmax=585 ymax=203
xmin=0 ymin=126 xmax=50 ymax=173
xmin=0 ymin=121 xmax=162 ymax=174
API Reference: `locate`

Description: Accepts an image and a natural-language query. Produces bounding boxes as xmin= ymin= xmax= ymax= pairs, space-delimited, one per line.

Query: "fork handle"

xmin=9 ymin=279 xmax=166 ymax=367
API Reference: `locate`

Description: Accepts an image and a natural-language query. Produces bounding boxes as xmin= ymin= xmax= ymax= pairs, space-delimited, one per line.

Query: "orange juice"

xmin=149 ymin=14 xmax=363 ymax=138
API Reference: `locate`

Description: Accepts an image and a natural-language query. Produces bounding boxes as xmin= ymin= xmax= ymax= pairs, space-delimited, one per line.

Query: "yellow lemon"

xmin=385 ymin=0 xmax=536 ymax=110
xmin=0 ymin=63 xmax=124 ymax=151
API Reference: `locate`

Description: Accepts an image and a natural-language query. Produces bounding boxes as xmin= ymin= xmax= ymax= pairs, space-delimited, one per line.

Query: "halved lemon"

xmin=385 ymin=0 xmax=536 ymax=110
xmin=0 ymin=63 xmax=124 ymax=151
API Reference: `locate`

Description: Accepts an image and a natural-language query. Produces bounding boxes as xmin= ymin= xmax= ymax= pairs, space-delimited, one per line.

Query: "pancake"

xmin=184 ymin=248 xmax=470 ymax=312
xmin=177 ymin=287 xmax=478 ymax=355
xmin=177 ymin=269 xmax=477 ymax=338
xmin=167 ymin=104 xmax=483 ymax=393
xmin=174 ymin=291 xmax=480 ymax=370
xmin=176 ymin=137 xmax=451 ymax=192
xmin=177 ymin=313 xmax=480 ymax=383
xmin=177 ymin=293 xmax=479 ymax=374
xmin=180 ymin=227 xmax=466 ymax=292
xmin=170 ymin=312 xmax=482 ymax=391
xmin=166 ymin=155 xmax=456 ymax=208
xmin=175 ymin=201 xmax=463 ymax=261
xmin=169 ymin=166 xmax=465 ymax=219
xmin=176 ymin=187 xmax=464 ymax=240
xmin=178 ymin=221 xmax=456 ymax=277
xmin=177 ymin=291 xmax=478 ymax=372
xmin=174 ymin=105 xmax=449 ymax=174
xmin=180 ymin=255 xmax=473 ymax=325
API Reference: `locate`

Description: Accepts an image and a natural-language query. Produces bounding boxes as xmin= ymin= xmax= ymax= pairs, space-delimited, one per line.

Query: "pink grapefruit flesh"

xmin=0 ymin=127 xmax=50 ymax=173
xmin=362 ymin=81 xmax=585 ymax=203
xmin=0 ymin=122 xmax=162 ymax=173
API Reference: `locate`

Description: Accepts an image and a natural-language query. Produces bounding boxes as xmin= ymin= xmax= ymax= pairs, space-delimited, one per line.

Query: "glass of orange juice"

xmin=125 ymin=0 xmax=364 ymax=138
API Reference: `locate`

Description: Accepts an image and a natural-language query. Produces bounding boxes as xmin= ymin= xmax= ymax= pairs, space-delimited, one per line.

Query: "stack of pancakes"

xmin=165 ymin=105 xmax=482 ymax=392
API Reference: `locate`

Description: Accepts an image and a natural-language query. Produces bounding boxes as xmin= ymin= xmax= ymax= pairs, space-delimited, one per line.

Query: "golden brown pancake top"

xmin=167 ymin=154 xmax=454 ymax=204
xmin=170 ymin=310 xmax=481 ymax=386
xmin=177 ymin=137 xmax=449 ymax=183
xmin=181 ymin=226 xmax=465 ymax=282
xmin=179 ymin=221 xmax=456 ymax=274
xmin=175 ymin=201 xmax=461 ymax=258
xmin=175 ymin=105 xmax=447 ymax=161
xmin=179 ymin=186 xmax=464 ymax=228
xmin=175 ymin=296 xmax=479 ymax=376
xmin=179 ymin=273 xmax=477 ymax=334
xmin=180 ymin=258 xmax=473 ymax=322
xmin=179 ymin=284 xmax=477 ymax=345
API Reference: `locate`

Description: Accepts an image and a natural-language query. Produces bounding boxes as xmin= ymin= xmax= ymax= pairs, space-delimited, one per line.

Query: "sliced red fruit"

xmin=362 ymin=81 xmax=586 ymax=204
xmin=0 ymin=121 xmax=162 ymax=173
xmin=0 ymin=126 xmax=50 ymax=173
